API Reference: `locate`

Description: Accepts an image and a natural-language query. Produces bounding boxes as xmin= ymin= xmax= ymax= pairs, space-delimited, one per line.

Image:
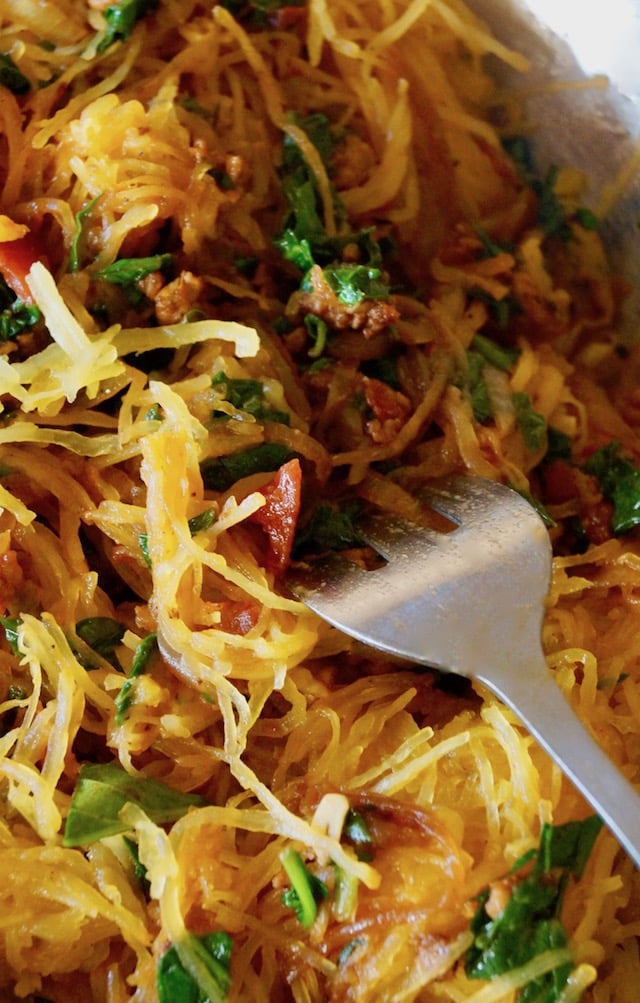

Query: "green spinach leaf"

xmin=200 ymin=443 xmax=295 ymax=492
xmin=466 ymin=817 xmax=602 ymax=1001
xmin=280 ymin=847 xmax=329 ymax=927
xmin=75 ymin=617 xmax=125 ymax=666
xmin=293 ymin=500 xmax=364 ymax=555
xmin=583 ymin=440 xmax=640 ymax=534
xmin=114 ymin=632 xmax=158 ymax=725
xmin=97 ymin=0 xmax=159 ymax=53
xmin=212 ymin=372 xmax=289 ymax=424
xmin=513 ymin=392 xmax=546 ymax=451
xmin=158 ymin=931 xmax=232 ymax=1003
xmin=63 ymin=761 xmax=205 ymax=846
xmin=0 ymin=277 xmax=41 ymax=342
xmin=0 ymin=53 xmax=30 ymax=95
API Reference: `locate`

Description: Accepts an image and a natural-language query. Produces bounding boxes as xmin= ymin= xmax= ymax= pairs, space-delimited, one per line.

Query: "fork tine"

xmin=358 ymin=510 xmax=444 ymax=562
xmin=421 ymin=474 xmax=532 ymax=529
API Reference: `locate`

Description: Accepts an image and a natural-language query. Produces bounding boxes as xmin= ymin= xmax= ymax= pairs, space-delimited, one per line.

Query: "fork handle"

xmin=482 ymin=663 xmax=640 ymax=869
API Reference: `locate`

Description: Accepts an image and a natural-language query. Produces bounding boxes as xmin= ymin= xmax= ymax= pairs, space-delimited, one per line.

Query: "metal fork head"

xmin=289 ymin=476 xmax=553 ymax=685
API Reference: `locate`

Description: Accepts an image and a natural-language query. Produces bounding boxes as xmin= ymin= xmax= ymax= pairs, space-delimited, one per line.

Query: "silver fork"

xmin=289 ymin=475 xmax=640 ymax=868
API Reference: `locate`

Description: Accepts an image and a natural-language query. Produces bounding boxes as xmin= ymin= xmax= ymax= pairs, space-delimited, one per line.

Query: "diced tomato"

xmin=541 ymin=459 xmax=577 ymax=505
xmin=0 ymin=230 xmax=41 ymax=303
xmin=249 ymin=458 xmax=302 ymax=572
xmin=217 ymin=600 xmax=261 ymax=635
xmin=582 ymin=499 xmax=614 ymax=545
xmin=363 ymin=376 xmax=411 ymax=424
xmin=270 ymin=5 xmax=306 ymax=29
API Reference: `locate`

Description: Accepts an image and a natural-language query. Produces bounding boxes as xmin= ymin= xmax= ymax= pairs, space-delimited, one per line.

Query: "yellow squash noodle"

xmin=0 ymin=1 xmax=638 ymax=1001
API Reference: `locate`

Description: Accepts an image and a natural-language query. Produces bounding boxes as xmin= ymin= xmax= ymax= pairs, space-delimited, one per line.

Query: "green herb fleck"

xmin=69 ymin=195 xmax=102 ymax=273
xmin=139 ymin=533 xmax=152 ymax=568
xmin=200 ymin=443 xmax=295 ymax=493
xmin=280 ymin=847 xmax=329 ymax=928
xmin=75 ymin=617 xmax=124 ymax=667
xmin=0 ymin=53 xmax=30 ymax=95
xmin=122 ymin=834 xmax=149 ymax=889
xmin=188 ymin=509 xmax=217 ymax=535
xmin=212 ymin=372 xmax=289 ymax=424
xmin=474 ymin=226 xmax=515 ymax=258
xmin=114 ymin=632 xmax=158 ymax=725
xmin=0 ymin=278 xmax=41 ymax=342
xmin=97 ymin=0 xmax=159 ymax=53
xmin=96 ymin=253 xmax=173 ymax=288
xmin=317 ymin=264 xmax=389 ymax=306
xmin=512 ymin=392 xmax=546 ymax=451
xmin=546 ymin=427 xmax=573 ymax=462
xmin=293 ymin=500 xmax=365 ymax=555
xmin=583 ymin=440 xmax=640 ymax=534
xmin=304 ymin=314 xmax=329 ymax=358
xmin=158 ymin=930 xmax=232 ymax=1003
xmin=465 ymin=350 xmax=493 ymax=424
xmin=470 ymin=333 xmax=520 ymax=372
xmin=342 ymin=808 xmax=374 ymax=861
xmin=0 ymin=616 xmax=22 ymax=655
xmin=512 ymin=486 xmax=556 ymax=529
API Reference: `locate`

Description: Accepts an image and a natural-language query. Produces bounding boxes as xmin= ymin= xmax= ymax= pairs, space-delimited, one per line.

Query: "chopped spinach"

xmin=293 ymin=499 xmax=365 ymax=554
xmin=583 ymin=440 xmax=640 ymax=534
xmin=470 ymin=332 xmax=520 ymax=372
xmin=512 ymin=486 xmax=556 ymax=529
xmin=466 ymin=816 xmax=602 ymax=1001
xmin=114 ymin=632 xmax=158 ymax=725
xmin=575 ymin=206 xmax=599 ymax=231
xmin=96 ymin=252 xmax=173 ymax=288
xmin=218 ymin=0 xmax=304 ymax=26
xmin=212 ymin=372 xmax=290 ymax=424
xmin=188 ymin=509 xmax=217 ymax=535
xmin=470 ymin=287 xmax=520 ymax=329
xmin=316 ymin=263 xmax=389 ymax=306
xmin=69 ymin=195 xmax=102 ymax=272
xmin=474 ymin=225 xmax=515 ymax=259
xmin=513 ymin=392 xmax=546 ymax=451
xmin=200 ymin=443 xmax=295 ymax=492
xmin=0 ymin=277 xmax=41 ymax=342
xmin=207 ymin=167 xmax=235 ymax=191
xmin=464 ymin=350 xmax=493 ymax=424
xmin=501 ymin=137 xmax=590 ymax=242
xmin=360 ymin=355 xmax=401 ymax=390
xmin=341 ymin=808 xmax=374 ymax=861
xmin=546 ymin=427 xmax=573 ymax=462
xmin=97 ymin=0 xmax=159 ymax=53
xmin=0 ymin=616 xmax=21 ymax=655
xmin=158 ymin=931 xmax=232 ymax=1003
xmin=63 ymin=761 xmax=205 ymax=846
xmin=0 ymin=53 xmax=30 ymax=95
xmin=139 ymin=510 xmax=217 ymax=569
xmin=139 ymin=532 xmax=152 ymax=568
xmin=122 ymin=834 xmax=149 ymax=890
xmin=304 ymin=313 xmax=329 ymax=358
xmin=531 ymin=166 xmax=571 ymax=241
xmin=274 ymin=114 xmax=388 ymax=306
xmin=75 ymin=616 xmax=125 ymax=667
xmin=280 ymin=847 xmax=329 ymax=927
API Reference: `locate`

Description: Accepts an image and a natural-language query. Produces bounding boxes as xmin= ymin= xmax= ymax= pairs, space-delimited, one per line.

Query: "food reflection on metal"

xmin=470 ymin=0 xmax=640 ymax=337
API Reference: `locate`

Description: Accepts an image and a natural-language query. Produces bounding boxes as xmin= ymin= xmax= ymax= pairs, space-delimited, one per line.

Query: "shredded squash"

xmin=0 ymin=1 xmax=638 ymax=1001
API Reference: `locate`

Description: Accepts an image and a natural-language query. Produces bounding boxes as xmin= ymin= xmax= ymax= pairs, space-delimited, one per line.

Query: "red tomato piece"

xmin=249 ymin=458 xmax=302 ymax=572
xmin=217 ymin=600 xmax=261 ymax=635
xmin=0 ymin=232 xmax=41 ymax=303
